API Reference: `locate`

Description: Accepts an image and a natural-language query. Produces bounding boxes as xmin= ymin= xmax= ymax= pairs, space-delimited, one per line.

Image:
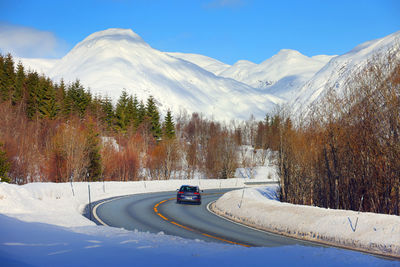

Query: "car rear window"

xmin=180 ymin=186 xmax=198 ymax=192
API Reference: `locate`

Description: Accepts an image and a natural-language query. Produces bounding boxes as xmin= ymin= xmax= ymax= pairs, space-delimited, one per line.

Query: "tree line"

xmin=0 ymin=54 xmax=262 ymax=184
xmin=1 ymin=52 xmax=398 ymax=216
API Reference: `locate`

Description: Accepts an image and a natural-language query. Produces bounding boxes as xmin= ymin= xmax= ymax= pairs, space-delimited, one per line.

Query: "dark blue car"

xmin=176 ymin=185 xmax=202 ymax=204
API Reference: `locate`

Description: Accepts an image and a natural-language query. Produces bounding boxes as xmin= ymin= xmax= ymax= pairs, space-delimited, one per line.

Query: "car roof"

xmin=180 ymin=185 xmax=199 ymax=189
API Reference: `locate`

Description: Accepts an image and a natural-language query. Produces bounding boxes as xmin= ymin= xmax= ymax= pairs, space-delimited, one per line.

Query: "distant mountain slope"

xmin=290 ymin=30 xmax=400 ymax=116
xmin=16 ymin=57 xmax=59 ymax=74
xmin=166 ymin=52 xmax=230 ymax=76
xmin=219 ymin=49 xmax=335 ymax=101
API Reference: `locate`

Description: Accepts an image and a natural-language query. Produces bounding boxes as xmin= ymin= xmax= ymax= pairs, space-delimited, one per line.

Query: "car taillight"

xmin=178 ymin=191 xmax=184 ymax=194
xmin=194 ymin=192 xmax=199 ymax=195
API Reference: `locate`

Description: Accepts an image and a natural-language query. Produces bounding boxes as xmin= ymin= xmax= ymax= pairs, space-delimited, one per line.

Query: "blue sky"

xmin=1 ymin=0 xmax=399 ymax=64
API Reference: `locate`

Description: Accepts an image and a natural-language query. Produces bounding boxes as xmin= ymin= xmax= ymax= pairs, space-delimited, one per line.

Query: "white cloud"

xmin=0 ymin=23 xmax=68 ymax=58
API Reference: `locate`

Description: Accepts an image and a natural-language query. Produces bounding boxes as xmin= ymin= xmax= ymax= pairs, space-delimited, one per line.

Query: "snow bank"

xmin=0 ymin=179 xmax=247 ymax=227
xmin=211 ymin=187 xmax=400 ymax=258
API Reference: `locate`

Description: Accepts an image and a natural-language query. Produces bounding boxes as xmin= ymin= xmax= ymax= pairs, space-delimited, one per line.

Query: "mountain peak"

xmin=273 ymin=49 xmax=307 ymax=60
xmin=277 ymin=49 xmax=302 ymax=56
xmin=77 ymin=28 xmax=149 ymax=48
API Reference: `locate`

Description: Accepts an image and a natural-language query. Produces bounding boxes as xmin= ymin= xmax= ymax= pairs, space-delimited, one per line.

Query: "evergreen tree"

xmin=55 ymin=79 xmax=67 ymax=117
xmin=132 ymin=95 xmax=139 ymax=128
xmin=163 ymin=109 xmax=175 ymax=139
xmin=1 ymin=54 xmax=16 ymax=102
xmin=66 ymin=80 xmax=91 ymax=117
xmin=126 ymin=95 xmax=135 ymax=126
xmin=101 ymin=96 xmax=115 ymax=129
xmin=62 ymin=81 xmax=73 ymax=117
xmin=138 ymin=100 xmax=146 ymax=125
xmin=0 ymin=143 xmax=10 ymax=183
xmin=85 ymin=123 xmax=102 ymax=181
xmin=146 ymin=96 xmax=162 ymax=139
xmin=38 ymin=77 xmax=58 ymax=119
xmin=115 ymin=90 xmax=129 ymax=131
xmin=12 ymin=61 xmax=25 ymax=105
xmin=25 ymin=71 xmax=40 ymax=119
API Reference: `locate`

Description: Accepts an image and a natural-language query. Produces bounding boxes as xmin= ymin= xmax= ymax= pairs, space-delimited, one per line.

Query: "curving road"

xmin=92 ymin=189 xmax=316 ymax=247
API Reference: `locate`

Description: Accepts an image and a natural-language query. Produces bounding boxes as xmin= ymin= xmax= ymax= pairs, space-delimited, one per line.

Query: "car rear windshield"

xmin=180 ymin=186 xmax=199 ymax=192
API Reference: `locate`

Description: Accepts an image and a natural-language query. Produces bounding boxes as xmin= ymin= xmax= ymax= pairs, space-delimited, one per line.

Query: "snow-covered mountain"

xmin=290 ymin=31 xmax=400 ymax=117
xmin=166 ymin=52 xmax=230 ymax=76
xmin=219 ymin=50 xmax=335 ymax=101
xmin=18 ymin=28 xmax=400 ymax=121
xmin=17 ymin=57 xmax=58 ymax=74
xmin=19 ymin=29 xmax=281 ymax=121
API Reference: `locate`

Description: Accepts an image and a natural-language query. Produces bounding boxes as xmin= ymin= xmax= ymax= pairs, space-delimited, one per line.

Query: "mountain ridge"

xmin=290 ymin=30 xmax=400 ymax=117
xmin=17 ymin=28 xmax=400 ymax=121
xmin=32 ymin=28 xmax=281 ymax=121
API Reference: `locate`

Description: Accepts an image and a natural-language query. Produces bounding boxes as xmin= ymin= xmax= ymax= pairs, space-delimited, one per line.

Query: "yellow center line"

xmin=170 ymin=221 xmax=193 ymax=232
xmin=158 ymin=213 xmax=169 ymax=221
xmin=153 ymin=197 xmax=251 ymax=248
xmin=201 ymin=233 xmax=250 ymax=247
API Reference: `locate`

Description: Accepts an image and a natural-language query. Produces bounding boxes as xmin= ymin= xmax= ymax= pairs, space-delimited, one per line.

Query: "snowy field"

xmin=0 ymin=179 xmax=398 ymax=266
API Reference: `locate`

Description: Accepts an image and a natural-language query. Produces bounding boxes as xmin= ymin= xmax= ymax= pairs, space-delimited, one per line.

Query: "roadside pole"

xmin=88 ymin=183 xmax=92 ymax=220
xmin=238 ymin=186 xmax=246 ymax=208
xmin=87 ymin=172 xmax=92 ymax=221
xmin=70 ymin=174 xmax=75 ymax=197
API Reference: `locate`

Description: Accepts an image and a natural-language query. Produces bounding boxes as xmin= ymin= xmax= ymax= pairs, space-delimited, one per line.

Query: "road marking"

xmin=158 ymin=213 xmax=169 ymax=221
xmin=170 ymin=221 xmax=193 ymax=232
xmin=153 ymin=198 xmax=251 ymax=248
xmin=93 ymin=195 xmax=129 ymax=226
xmin=200 ymin=233 xmax=248 ymax=247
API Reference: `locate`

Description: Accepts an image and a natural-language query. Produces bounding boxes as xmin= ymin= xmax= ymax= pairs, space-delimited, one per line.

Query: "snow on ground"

xmin=0 ymin=178 xmax=397 ymax=266
xmin=2 ymin=213 xmax=390 ymax=267
xmin=212 ymin=186 xmax=400 ymax=258
xmin=235 ymin=147 xmax=279 ymax=181
xmin=235 ymin=165 xmax=279 ymax=181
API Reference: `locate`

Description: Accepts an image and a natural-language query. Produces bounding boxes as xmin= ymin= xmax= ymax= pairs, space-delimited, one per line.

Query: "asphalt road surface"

xmin=92 ymin=189 xmax=316 ymax=247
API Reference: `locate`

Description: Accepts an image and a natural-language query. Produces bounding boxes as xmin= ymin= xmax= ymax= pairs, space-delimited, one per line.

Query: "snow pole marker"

xmin=70 ymin=174 xmax=75 ymax=197
xmin=86 ymin=171 xmax=92 ymax=221
xmin=347 ymin=195 xmax=364 ymax=232
xmin=238 ymin=186 xmax=246 ymax=208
